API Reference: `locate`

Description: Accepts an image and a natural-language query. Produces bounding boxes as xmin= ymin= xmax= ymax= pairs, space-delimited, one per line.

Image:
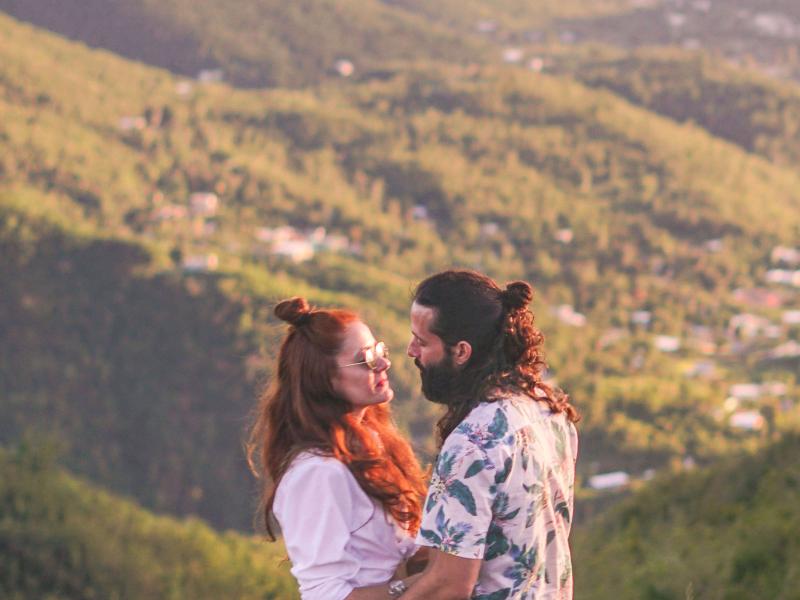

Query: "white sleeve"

xmin=274 ymin=458 xmax=365 ymax=600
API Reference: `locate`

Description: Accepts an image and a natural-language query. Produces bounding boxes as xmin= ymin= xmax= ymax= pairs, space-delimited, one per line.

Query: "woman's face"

xmin=332 ymin=321 xmax=393 ymax=413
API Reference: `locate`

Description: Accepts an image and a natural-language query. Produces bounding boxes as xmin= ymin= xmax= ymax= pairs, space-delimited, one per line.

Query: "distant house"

xmin=768 ymin=341 xmax=800 ymax=359
xmin=152 ymin=204 xmax=188 ymax=222
xmin=588 ymin=471 xmax=630 ymax=491
xmin=729 ymin=410 xmax=765 ymax=431
xmin=411 ymin=205 xmax=430 ymax=221
xmin=528 ymin=57 xmax=546 ymax=73
xmin=502 ymin=48 xmax=524 ymax=64
xmin=475 ymin=20 xmax=498 ymax=33
xmin=684 ymin=360 xmax=716 ymax=378
xmin=631 ymin=310 xmax=652 ymax=327
xmin=182 ymin=254 xmax=218 ymax=272
xmin=197 ymin=69 xmax=224 ymax=83
xmin=597 ymin=328 xmax=627 ymax=350
xmin=333 ymin=59 xmax=355 ymax=78
xmin=189 ymin=192 xmax=219 ymax=217
xmin=782 ymin=310 xmax=800 ymax=325
xmin=692 ymin=0 xmax=712 ymax=13
xmin=771 ymin=246 xmax=800 ymax=266
xmin=480 ymin=222 xmax=500 ymax=237
xmin=733 ymin=287 xmax=782 ymax=308
xmin=761 ymin=382 xmax=788 ymax=397
xmin=256 ymin=225 xmax=298 ymax=244
xmin=118 ymin=116 xmax=146 ymax=131
xmin=753 ymin=12 xmax=799 ymax=39
xmin=174 ymin=81 xmax=194 ymax=97
xmin=554 ymin=228 xmax=573 ymax=244
xmin=553 ymin=305 xmax=587 ymax=327
xmin=728 ymin=313 xmax=771 ymax=339
xmin=729 ymin=383 xmax=761 ymax=400
xmin=272 ymin=239 xmax=315 ymax=263
xmin=666 ymin=12 xmax=688 ymax=28
xmin=703 ymin=238 xmax=723 ymax=253
xmin=653 ymin=335 xmax=680 ymax=353
xmin=765 ymin=269 xmax=795 ymax=285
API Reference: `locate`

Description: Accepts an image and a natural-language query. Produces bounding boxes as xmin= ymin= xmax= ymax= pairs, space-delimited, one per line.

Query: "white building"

xmin=182 ymin=254 xmax=219 ymax=272
xmin=588 ymin=471 xmax=630 ymax=490
xmin=333 ymin=59 xmax=355 ymax=77
xmin=197 ymin=68 xmax=224 ymax=83
xmin=553 ymin=305 xmax=587 ymax=327
xmin=729 ymin=383 xmax=761 ymax=400
xmin=729 ymin=410 xmax=765 ymax=431
xmin=189 ymin=192 xmax=219 ymax=216
xmin=631 ymin=310 xmax=652 ymax=326
xmin=654 ymin=335 xmax=681 ymax=353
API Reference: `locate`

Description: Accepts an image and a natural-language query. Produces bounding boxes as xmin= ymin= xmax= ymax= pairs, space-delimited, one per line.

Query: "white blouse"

xmin=273 ymin=452 xmax=417 ymax=600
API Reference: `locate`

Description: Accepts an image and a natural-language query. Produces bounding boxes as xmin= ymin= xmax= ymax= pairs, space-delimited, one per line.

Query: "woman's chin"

xmin=379 ymin=387 xmax=395 ymax=404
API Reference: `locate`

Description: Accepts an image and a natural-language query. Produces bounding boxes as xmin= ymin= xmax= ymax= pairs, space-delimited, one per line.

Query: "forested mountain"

xmin=574 ymin=433 xmax=800 ymax=599
xmin=552 ymin=47 xmax=800 ymax=168
xmin=2 ymin=11 xmax=800 ymax=537
xmin=0 ymin=0 xmax=642 ymax=88
xmin=0 ymin=0 xmax=484 ymax=87
xmin=0 ymin=443 xmax=298 ymax=599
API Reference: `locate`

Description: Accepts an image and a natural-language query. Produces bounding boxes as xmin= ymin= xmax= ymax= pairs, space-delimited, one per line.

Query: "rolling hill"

xmin=573 ymin=433 xmax=800 ymax=599
xmin=0 ymin=442 xmax=298 ymax=599
xmin=1 ymin=10 xmax=799 ymax=535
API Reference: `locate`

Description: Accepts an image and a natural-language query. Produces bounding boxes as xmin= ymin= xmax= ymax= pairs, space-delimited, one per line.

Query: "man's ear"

xmin=452 ymin=341 xmax=472 ymax=366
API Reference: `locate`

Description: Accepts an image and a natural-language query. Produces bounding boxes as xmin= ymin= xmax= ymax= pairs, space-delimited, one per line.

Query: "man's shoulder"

xmin=446 ymin=400 xmax=515 ymax=453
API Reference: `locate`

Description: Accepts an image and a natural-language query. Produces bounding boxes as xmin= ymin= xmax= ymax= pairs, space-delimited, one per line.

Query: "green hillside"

xmin=553 ymin=47 xmax=800 ymax=168
xmin=2 ymin=11 xmax=800 ymax=534
xmin=0 ymin=0 xmax=483 ymax=87
xmin=0 ymin=0 xmax=645 ymax=88
xmin=573 ymin=433 xmax=800 ymax=600
xmin=0 ymin=442 xmax=298 ymax=599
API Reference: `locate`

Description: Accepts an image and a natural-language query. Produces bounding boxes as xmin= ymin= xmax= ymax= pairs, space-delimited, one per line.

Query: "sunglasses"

xmin=341 ymin=341 xmax=389 ymax=371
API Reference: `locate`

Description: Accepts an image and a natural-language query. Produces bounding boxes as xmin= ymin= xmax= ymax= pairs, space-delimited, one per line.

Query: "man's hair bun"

xmin=274 ymin=297 xmax=313 ymax=326
xmin=501 ymin=281 xmax=533 ymax=311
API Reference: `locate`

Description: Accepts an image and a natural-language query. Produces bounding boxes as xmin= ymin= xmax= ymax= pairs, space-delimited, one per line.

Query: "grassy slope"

xmin=555 ymin=46 xmax=800 ymax=168
xmin=573 ymin=433 xmax=800 ymax=600
xmin=0 ymin=443 xmax=298 ymax=599
xmin=2 ymin=13 xmax=800 ymax=530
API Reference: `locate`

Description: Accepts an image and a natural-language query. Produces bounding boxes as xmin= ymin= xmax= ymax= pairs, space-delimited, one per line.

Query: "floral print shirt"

xmin=416 ymin=393 xmax=578 ymax=599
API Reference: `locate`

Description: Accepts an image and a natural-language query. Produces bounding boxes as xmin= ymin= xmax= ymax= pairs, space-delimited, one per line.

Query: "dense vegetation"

xmin=0 ymin=442 xmax=298 ymax=599
xmin=554 ymin=47 xmax=800 ymax=168
xmin=574 ymin=433 xmax=800 ymax=599
xmin=0 ymin=0 xmax=640 ymax=87
xmin=2 ymin=12 xmax=799 ymax=536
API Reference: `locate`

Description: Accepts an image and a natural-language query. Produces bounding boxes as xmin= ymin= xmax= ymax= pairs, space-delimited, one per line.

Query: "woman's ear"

xmin=452 ymin=341 xmax=472 ymax=366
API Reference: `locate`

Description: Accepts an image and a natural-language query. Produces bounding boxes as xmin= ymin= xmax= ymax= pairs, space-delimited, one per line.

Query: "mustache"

xmin=414 ymin=358 xmax=424 ymax=372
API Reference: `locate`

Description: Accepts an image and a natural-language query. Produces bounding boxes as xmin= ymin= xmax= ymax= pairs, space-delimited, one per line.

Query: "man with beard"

xmin=389 ymin=269 xmax=579 ymax=600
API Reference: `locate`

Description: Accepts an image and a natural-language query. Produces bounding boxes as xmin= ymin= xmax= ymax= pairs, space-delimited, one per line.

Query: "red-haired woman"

xmin=247 ymin=297 xmax=427 ymax=600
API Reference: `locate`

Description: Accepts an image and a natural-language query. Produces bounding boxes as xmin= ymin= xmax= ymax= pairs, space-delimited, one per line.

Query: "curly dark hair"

xmin=413 ymin=270 xmax=579 ymax=445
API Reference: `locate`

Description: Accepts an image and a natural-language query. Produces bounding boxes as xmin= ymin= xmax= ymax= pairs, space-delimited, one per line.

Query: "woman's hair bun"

xmin=501 ymin=281 xmax=533 ymax=311
xmin=274 ymin=297 xmax=312 ymax=326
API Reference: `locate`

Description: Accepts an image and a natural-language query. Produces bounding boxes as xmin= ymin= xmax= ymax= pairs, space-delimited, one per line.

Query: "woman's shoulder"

xmin=282 ymin=451 xmax=352 ymax=482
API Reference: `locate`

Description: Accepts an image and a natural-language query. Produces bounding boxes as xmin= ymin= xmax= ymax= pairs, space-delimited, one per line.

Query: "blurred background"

xmin=1 ymin=0 xmax=799 ymax=597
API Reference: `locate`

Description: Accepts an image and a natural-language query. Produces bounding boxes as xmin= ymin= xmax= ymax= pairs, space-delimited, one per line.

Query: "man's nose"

xmin=407 ymin=339 xmax=417 ymax=358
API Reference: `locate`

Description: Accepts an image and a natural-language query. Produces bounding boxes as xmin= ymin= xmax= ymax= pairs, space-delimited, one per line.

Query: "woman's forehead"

xmin=340 ymin=321 xmax=374 ymax=352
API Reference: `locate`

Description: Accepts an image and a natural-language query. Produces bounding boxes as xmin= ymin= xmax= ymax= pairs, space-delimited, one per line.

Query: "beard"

xmin=415 ymin=353 xmax=463 ymax=405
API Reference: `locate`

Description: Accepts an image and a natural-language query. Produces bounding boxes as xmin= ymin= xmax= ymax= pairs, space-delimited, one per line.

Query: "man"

xmin=391 ymin=269 xmax=579 ymax=600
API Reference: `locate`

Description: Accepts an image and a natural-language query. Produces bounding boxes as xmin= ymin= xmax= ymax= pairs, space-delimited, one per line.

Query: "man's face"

xmin=408 ymin=302 xmax=461 ymax=403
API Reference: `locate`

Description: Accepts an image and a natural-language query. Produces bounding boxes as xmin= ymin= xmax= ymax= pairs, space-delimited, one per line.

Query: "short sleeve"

xmin=274 ymin=457 xmax=369 ymax=600
xmin=416 ymin=408 xmax=511 ymax=559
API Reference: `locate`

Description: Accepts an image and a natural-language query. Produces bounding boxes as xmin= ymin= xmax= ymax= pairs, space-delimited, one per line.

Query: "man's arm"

xmin=401 ymin=548 xmax=481 ymax=600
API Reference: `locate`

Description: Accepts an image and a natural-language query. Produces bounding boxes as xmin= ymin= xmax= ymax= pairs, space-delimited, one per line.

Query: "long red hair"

xmin=246 ymin=297 xmax=426 ymax=539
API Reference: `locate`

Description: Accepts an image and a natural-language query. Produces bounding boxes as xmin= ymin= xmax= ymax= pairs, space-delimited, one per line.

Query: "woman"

xmin=247 ymin=297 xmax=427 ymax=600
